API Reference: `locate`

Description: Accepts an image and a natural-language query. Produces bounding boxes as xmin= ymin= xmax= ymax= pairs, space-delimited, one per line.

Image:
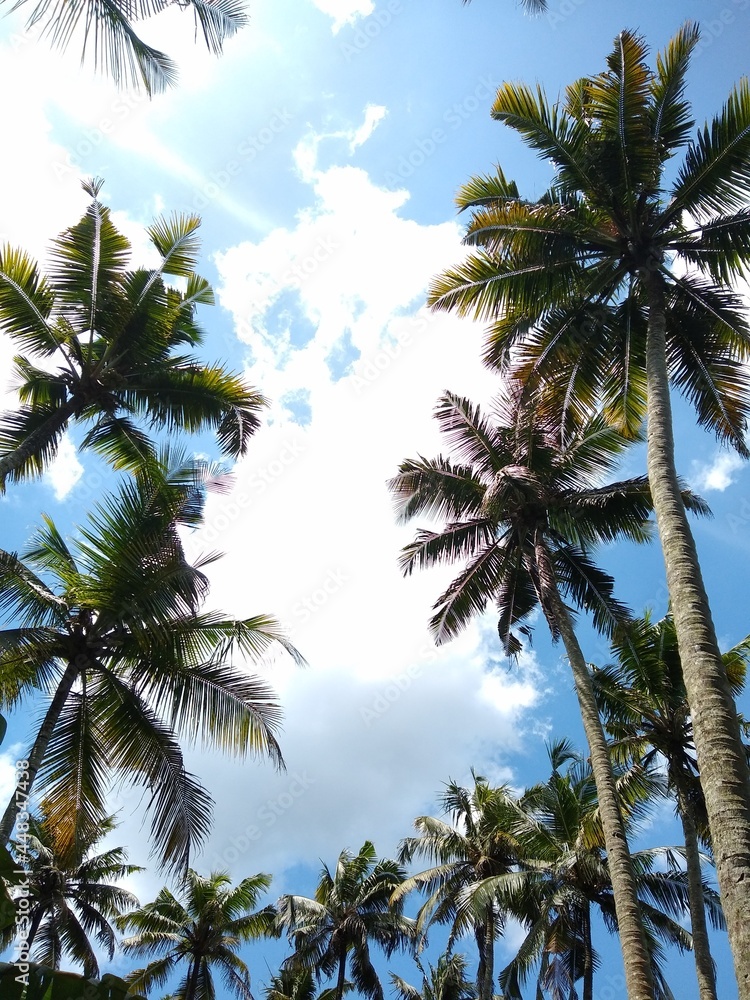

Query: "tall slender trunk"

xmin=673 ymin=771 xmax=718 ymax=1000
xmin=25 ymin=906 xmax=46 ymax=953
xmin=644 ymin=269 xmax=750 ymax=1000
xmin=476 ymin=910 xmax=495 ymax=1000
xmin=185 ymin=956 xmax=203 ymax=1000
xmin=582 ymin=903 xmax=593 ymax=1000
xmin=537 ymin=542 xmax=655 ymax=1000
xmin=0 ymin=660 xmax=79 ymax=844
xmin=0 ymin=399 xmax=77 ymax=488
xmin=335 ymin=947 xmax=347 ymax=1000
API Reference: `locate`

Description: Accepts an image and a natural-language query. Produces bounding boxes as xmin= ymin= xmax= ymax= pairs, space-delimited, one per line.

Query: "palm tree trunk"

xmin=185 ymin=957 xmax=202 ymax=1000
xmin=335 ymin=948 xmax=347 ymax=1000
xmin=477 ymin=911 xmax=495 ymax=1000
xmin=0 ymin=659 xmax=79 ymax=844
xmin=536 ymin=542 xmax=655 ymax=1000
xmin=0 ymin=398 xmax=77 ymax=488
xmin=673 ymin=772 xmax=718 ymax=1000
xmin=25 ymin=906 xmax=46 ymax=953
xmin=644 ymin=269 xmax=750 ymax=1000
xmin=582 ymin=903 xmax=593 ymax=1000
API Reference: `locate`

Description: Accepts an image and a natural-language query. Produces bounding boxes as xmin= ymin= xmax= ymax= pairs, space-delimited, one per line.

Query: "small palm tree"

xmin=1 ymin=809 xmax=140 ymax=978
xmin=0 ymin=0 xmax=247 ymax=93
xmin=390 ymin=953 xmax=477 ymax=1000
xmin=118 ymin=869 xmax=276 ymax=1000
xmin=427 ymin=27 xmax=750 ymax=986
xmin=389 ymin=384 xmax=706 ymax=1000
xmin=0 ymin=452 xmax=302 ymax=869
xmin=264 ymin=967 xmax=352 ymax=1000
xmin=594 ymin=614 xmax=742 ymax=1000
xmin=0 ymin=179 xmax=266 ymax=490
xmin=276 ymin=841 xmax=416 ymax=1000
xmin=394 ymin=775 xmax=520 ymax=1000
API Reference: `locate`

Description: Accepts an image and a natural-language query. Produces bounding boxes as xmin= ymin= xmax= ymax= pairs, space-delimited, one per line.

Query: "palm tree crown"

xmin=390 ymin=953 xmax=477 ymax=1000
xmin=0 ymin=179 xmax=266 ymax=490
xmin=118 ymin=869 xmax=277 ymax=1000
xmin=2 ymin=810 xmax=141 ymax=979
xmin=429 ymin=23 xmax=750 ymax=449
xmin=389 ymin=384 xmax=690 ymax=651
xmin=0 ymin=452 xmax=302 ymax=870
xmin=593 ymin=614 xmax=742 ymax=1000
xmin=488 ymin=742 xmax=711 ymax=1000
xmin=0 ymin=0 xmax=248 ymax=93
xmin=276 ymin=841 xmax=416 ymax=1000
xmin=394 ymin=775 xmax=520 ymax=1000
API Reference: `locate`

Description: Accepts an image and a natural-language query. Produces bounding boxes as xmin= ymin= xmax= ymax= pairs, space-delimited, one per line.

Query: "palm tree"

xmin=1 ymin=0 xmax=247 ymax=93
xmin=482 ymin=742 xmax=717 ymax=1000
xmin=594 ymin=614 xmax=742 ymax=1000
xmin=0 ymin=809 xmax=141 ymax=978
xmin=394 ymin=774 xmax=520 ymax=1000
xmin=0 ymin=452 xmax=302 ymax=869
xmin=388 ymin=384 xmax=707 ymax=1000
xmin=0 ymin=178 xmax=266 ymax=490
xmin=390 ymin=953 xmax=477 ymax=1000
xmin=118 ymin=869 xmax=276 ymax=1000
xmin=276 ymin=841 xmax=416 ymax=1000
xmin=264 ymin=967 xmax=352 ymax=1000
xmin=427 ymin=26 xmax=750 ymax=989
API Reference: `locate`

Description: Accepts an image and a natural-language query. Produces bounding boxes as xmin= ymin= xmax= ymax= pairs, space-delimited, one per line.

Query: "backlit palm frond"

xmin=389 ymin=456 xmax=486 ymax=524
xmin=648 ymin=21 xmax=699 ymax=154
xmin=669 ymin=76 xmax=750 ymax=219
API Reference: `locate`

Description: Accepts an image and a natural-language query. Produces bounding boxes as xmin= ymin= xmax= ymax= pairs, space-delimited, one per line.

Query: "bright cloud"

xmin=307 ymin=0 xmax=375 ymax=33
xmin=171 ymin=109 xmax=546 ymax=878
xmin=350 ymin=103 xmax=388 ymax=150
xmin=43 ymin=434 xmax=85 ymax=500
xmin=692 ymin=450 xmax=746 ymax=492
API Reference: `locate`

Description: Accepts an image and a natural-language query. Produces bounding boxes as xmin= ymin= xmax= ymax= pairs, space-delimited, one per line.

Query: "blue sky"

xmin=1 ymin=0 xmax=749 ymax=996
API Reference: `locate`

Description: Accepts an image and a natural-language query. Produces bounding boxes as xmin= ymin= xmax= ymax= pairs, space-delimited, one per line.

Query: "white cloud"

xmin=691 ymin=450 xmax=745 ymax=492
xmin=350 ymin=104 xmax=387 ymax=150
xmin=308 ymin=0 xmax=375 ymax=33
xmin=293 ymin=106 xmax=387 ymax=183
xmin=43 ymin=434 xmax=85 ymax=500
xmin=160 ymin=109 xmax=549 ymax=882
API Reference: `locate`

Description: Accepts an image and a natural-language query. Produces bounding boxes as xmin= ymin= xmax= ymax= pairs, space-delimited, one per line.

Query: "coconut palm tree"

xmin=593 ymin=614 xmax=742 ymax=1000
xmin=118 ymin=869 xmax=276 ymax=1000
xmin=0 ymin=178 xmax=266 ymax=490
xmin=427 ymin=26 xmax=750 ymax=990
xmin=394 ymin=774 xmax=521 ymax=1000
xmin=264 ymin=967 xmax=352 ymax=1000
xmin=390 ymin=953 xmax=477 ymax=1000
xmin=389 ymin=384 xmax=707 ymax=1000
xmin=0 ymin=0 xmax=247 ymax=93
xmin=276 ymin=841 xmax=416 ymax=1000
xmin=0 ymin=809 xmax=140 ymax=978
xmin=480 ymin=742 xmax=717 ymax=1000
xmin=0 ymin=451 xmax=302 ymax=870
